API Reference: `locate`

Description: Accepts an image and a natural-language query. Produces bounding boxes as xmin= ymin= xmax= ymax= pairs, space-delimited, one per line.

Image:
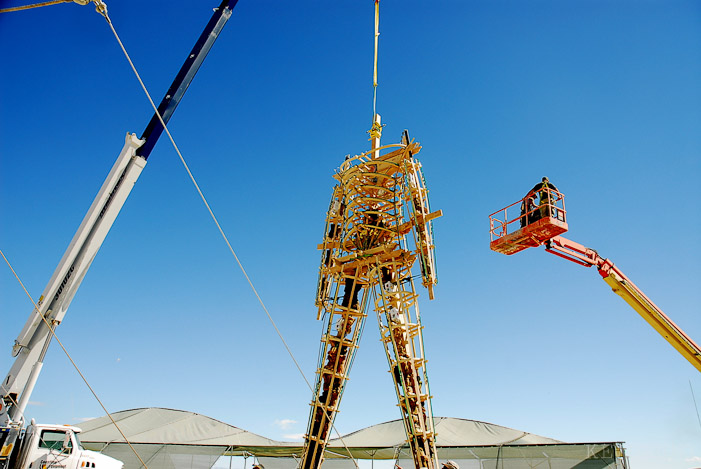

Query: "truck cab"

xmin=14 ymin=422 xmax=121 ymax=469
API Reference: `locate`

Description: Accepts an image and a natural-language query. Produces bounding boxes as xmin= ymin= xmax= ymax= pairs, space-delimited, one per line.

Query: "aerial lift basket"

xmin=489 ymin=188 xmax=568 ymax=255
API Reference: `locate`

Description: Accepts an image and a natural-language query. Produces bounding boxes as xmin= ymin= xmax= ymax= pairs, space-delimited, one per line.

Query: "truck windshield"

xmin=39 ymin=430 xmax=85 ymax=452
xmin=73 ymin=432 xmax=84 ymax=450
xmin=39 ymin=430 xmax=71 ymax=452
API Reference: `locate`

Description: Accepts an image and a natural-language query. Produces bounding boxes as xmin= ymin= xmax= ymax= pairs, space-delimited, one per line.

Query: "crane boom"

xmin=1 ymin=134 xmax=145 ymax=426
xmin=1 ymin=0 xmax=238 ymax=430
xmin=545 ymin=236 xmax=701 ymax=373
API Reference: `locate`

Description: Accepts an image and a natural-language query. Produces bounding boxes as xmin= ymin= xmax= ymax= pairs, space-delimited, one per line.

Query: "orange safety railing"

xmin=489 ymin=187 xmax=567 ymax=241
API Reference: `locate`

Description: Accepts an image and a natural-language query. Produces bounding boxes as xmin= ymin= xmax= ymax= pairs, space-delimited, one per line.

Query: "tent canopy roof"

xmin=78 ymin=409 xmax=624 ymax=468
xmin=79 ymin=408 xmax=560 ymax=451
xmin=79 ymin=408 xmax=289 ymax=449
xmin=329 ymin=416 xmax=561 ymax=448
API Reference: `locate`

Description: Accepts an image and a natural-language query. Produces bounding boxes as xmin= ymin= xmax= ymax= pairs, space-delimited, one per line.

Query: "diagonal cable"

xmin=0 ymin=247 xmax=150 ymax=469
xmin=691 ymin=380 xmax=701 ymax=437
xmin=0 ymin=0 xmax=71 ymax=14
xmin=97 ymin=4 xmax=360 ymax=466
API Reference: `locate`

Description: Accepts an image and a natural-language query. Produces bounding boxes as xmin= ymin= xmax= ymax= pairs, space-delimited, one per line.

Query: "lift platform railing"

xmin=489 ymin=188 xmax=566 ymax=241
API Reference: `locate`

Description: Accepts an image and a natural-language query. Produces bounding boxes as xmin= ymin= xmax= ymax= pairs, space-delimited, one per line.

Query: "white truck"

xmin=4 ymin=422 xmax=121 ymax=469
xmin=0 ymin=2 xmax=238 ymax=468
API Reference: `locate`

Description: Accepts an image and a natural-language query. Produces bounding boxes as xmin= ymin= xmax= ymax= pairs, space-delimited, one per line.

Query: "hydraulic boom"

xmin=489 ymin=185 xmax=701 ymax=373
xmin=545 ymin=236 xmax=701 ymax=373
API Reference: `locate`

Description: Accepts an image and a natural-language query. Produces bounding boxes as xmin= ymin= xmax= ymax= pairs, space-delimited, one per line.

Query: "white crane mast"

xmin=1 ymin=133 xmax=146 ymax=426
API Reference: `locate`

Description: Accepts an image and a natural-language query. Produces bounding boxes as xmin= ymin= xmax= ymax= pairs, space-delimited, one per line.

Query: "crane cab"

xmin=489 ymin=187 xmax=568 ymax=255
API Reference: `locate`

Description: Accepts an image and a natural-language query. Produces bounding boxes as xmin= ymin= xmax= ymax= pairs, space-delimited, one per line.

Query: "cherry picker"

xmin=488 ymin=182 xmax=701 ymax=373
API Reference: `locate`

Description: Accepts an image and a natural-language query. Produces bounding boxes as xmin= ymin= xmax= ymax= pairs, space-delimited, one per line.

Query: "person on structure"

xmin=529 ymin=176 xmax=559 ymax=220
xmin=341 ymin=277 xmax=360 ymax=310
xmin=441 ymin=461 xmax=459 ymax=469
xmin=519 ymin=191 xmax=537 ymax=227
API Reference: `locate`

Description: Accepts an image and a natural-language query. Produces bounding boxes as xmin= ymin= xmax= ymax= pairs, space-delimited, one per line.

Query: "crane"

xmin=0 ymin=2 xmax=238 ymax=468
xmin=488 ymin=182 xmax=701 ymax=373
xmin=300 ymin=116 xmax=442 ymax=469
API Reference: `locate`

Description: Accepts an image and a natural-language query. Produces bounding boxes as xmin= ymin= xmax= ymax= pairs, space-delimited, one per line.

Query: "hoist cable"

xmin=372 ymin=0 xmax=380 ymax=120
xmin=0 ymin=0 xmax=71 ymax=14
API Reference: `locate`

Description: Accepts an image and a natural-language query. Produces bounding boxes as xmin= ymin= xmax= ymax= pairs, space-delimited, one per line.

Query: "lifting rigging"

xmin=489 ymin=183 xmax=701 ymax=373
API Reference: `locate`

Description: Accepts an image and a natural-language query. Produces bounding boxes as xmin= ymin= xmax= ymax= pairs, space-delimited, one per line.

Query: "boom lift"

xmin=0 ymin=2 xmax=238 ymax=468
xmin=489 ymin=183 xmax=701 ymax=373
xmin=300 ymin=116 xmax=442 ymax=469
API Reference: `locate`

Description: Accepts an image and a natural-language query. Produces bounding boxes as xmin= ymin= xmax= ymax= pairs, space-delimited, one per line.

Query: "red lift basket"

xmin=489 ymin=188 xmax=568 ymax=255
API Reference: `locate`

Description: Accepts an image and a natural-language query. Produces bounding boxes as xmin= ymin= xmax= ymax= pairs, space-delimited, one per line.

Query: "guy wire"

xmin=97 ymin=4 xmax=360 ymax=466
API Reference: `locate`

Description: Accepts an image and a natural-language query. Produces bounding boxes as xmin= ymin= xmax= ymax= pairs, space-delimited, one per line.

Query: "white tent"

xmin=79 ymin=408 xmax=626 ymax=469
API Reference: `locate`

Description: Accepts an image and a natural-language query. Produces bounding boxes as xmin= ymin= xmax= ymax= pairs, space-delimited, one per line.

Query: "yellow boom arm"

xmin=546 ymin=236 xmax=701 ymax=373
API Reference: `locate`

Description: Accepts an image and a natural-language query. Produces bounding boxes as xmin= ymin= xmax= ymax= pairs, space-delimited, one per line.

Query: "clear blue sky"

xmin=1 ymin=1 xmax=700 ymax=468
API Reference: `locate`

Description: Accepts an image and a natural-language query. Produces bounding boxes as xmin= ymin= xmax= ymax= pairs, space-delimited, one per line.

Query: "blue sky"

xmin=1 ymin=1 xmax=700 ymax=468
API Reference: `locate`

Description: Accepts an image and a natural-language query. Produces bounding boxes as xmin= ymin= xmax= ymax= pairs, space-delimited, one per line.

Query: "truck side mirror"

xmin=62 ymin=433 xmax=73 ymax=455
